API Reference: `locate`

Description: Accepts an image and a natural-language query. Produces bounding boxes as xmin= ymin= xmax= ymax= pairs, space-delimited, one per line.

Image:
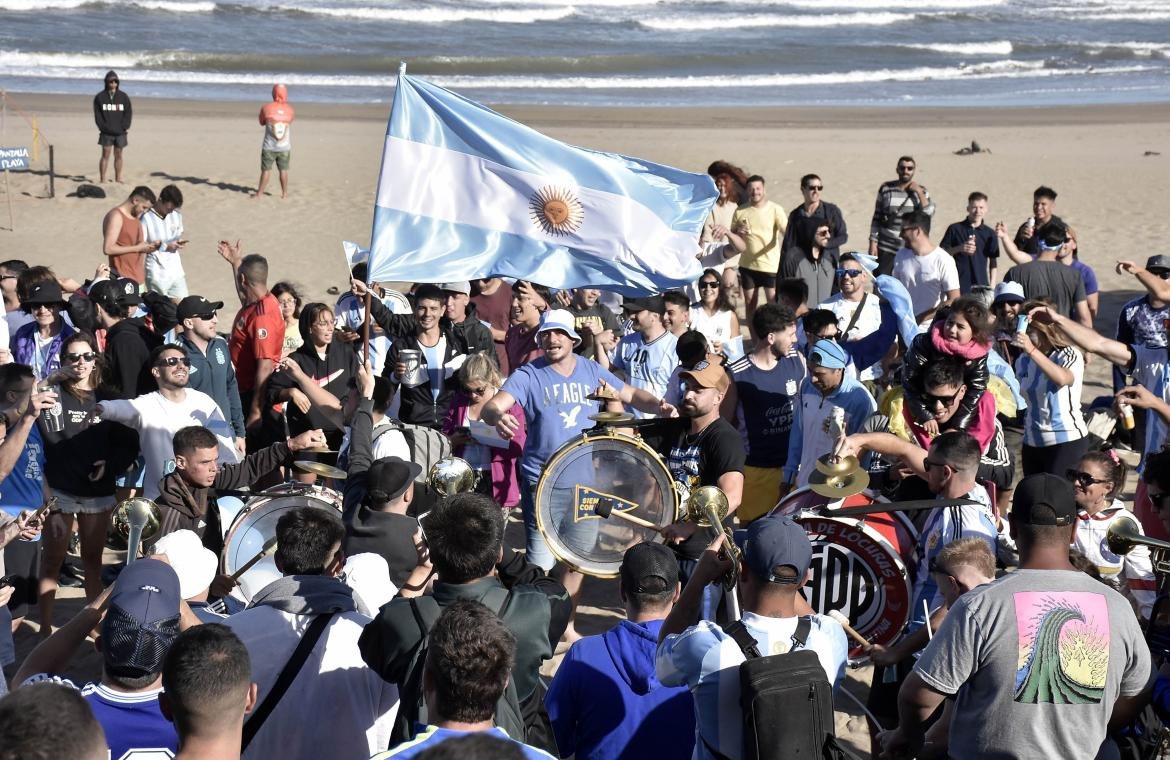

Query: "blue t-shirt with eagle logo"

xmin=502 ymin=355 xmax=624 ymax=483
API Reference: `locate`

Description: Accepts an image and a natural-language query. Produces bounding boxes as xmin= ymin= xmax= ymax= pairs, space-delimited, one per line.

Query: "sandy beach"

xmin=4 ymin=93 xmax=1170 ymax=754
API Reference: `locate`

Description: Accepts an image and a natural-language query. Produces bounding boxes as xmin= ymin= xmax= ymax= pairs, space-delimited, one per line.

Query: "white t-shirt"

xmin=817 ymin=293 xmax=884 ymax=381
xmin=892 ymin=246 xmax=959 ymax=321
xmin=100 ymin=389 xmax=239 ymax=499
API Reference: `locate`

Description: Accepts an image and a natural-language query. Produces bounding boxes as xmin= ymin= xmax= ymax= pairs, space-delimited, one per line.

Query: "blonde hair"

xmin=1021 ymin=299 xmax=1071 ymax=350
xmin=933 ymin=538 xmax=996 ymax=580
xmin=457 ymin=352 xmax=502 ymax=389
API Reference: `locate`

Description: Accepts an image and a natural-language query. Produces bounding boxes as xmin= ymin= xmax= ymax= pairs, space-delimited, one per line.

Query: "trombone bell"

xmin=427 ymin=456 xmax=480 ymax=498
xmin=1106 ymin=517 xmax=1170 ymax=565
xmin=106 ymin=497 xmax=162 ymax=563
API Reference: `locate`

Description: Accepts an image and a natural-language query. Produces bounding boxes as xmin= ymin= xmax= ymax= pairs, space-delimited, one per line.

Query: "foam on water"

xmin=640 ymin=11 xmax=912 ymax=31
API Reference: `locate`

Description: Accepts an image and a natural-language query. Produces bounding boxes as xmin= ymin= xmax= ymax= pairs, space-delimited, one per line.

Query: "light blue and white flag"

xmin=342 ymin=240 xmax=368 ymax=270
xmin=367 ymin=71 xmax=717 ymax=295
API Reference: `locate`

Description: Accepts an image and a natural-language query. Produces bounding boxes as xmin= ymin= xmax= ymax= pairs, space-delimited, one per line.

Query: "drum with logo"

xmin=535 ymin=431 xmax=680 ymax=578
xmin=221 ymin=483 xmax=343 ymax=602
xmin=771 ymin=487 xmax=918 ymax=655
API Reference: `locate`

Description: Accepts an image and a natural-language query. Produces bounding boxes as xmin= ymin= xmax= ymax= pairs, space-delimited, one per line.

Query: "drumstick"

xmin=229 ymin=537 xmax=278 ymax=582
xmin=828 ymin=610 xmax=871 ymax=648
xmin=593 ymin=499 xmax=659 ymax=530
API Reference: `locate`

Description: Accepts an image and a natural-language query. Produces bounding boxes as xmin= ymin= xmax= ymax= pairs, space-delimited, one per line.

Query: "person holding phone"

xmin=141 ymin=184 xmax=188 ymax=300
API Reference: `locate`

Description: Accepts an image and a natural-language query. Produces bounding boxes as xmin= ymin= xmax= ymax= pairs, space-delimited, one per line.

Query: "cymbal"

xmin=298 ymin=447 xmax=338 ymax=454
xmin=815 ymin=453 xmax=861 ymax=477
xmin=588 ymin=411 xmax=634 ymax=424
xmin=808 ymin=468 xmax=870 ymax=499
xmin=294 ymin=460 xmax=347 ymax=479
xmin=587 ymin=388 xmax=621 ymax=401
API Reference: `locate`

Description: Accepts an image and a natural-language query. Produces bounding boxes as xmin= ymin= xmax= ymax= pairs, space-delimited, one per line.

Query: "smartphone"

xmin=0 ymin=574 xmax=17 ymax=588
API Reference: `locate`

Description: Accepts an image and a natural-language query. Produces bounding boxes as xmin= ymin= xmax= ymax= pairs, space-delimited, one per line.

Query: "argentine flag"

xmin=366 ymin=71 xmax=717 ymax=295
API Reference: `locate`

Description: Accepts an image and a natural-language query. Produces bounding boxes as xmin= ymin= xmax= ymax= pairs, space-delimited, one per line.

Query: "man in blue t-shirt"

xmin=483 ymin=309 xmax=674 ymax=571
xmin=941 ymin=191 xmax=999 ymax=292
xmin=599 ymin=295 xmax=679 ymax=419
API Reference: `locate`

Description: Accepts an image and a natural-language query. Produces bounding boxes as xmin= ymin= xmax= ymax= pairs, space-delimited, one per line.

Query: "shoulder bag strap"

xmin=791 ymin=616 xmax=812 ymax=650
xmin=843 ymin=292 xmax=868 ymax=337
xmin=721 ymin=619 xmax=763 ymax=660
xmin=241 ymin=612 xmax=334 ymax=751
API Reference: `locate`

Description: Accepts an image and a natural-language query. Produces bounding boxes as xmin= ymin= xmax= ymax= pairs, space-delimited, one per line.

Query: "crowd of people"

xmin=2 ymin=148 xmax=1170 ymax=760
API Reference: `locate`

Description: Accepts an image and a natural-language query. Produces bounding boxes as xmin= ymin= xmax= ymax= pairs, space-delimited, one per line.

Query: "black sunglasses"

xmin=922 ymin=389 xmax=961 ymax=407
xmin=155 ymin=356 xmax=191 ymax=368
xmin=805 ymin=184 xmax=823 ymax=191
xmin=1066 ymin=469 xmax=1109 ymax=488
xmin=835 ymin=269 xmax=863 ymax=279
xmin=64 ymin=351 xmax=96 ymax=363
xmin=699 ymin=281 xmax=720 ymax=289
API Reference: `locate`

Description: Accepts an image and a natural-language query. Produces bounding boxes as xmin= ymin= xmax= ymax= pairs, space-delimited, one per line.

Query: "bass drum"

xmin=221 ymin=483 xmax=343 ymax=603
xmin=535 ymin=432 xmax=678 ymax=578
xmin=771 ymin=487 xmax=917 ymax=656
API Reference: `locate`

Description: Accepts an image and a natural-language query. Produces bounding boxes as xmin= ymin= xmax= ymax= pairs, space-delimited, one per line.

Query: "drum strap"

xmin=241 ymin=612 xmax=334 ymax=751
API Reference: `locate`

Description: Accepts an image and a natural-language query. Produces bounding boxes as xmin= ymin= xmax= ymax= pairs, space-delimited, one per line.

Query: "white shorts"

xmin=145 ymin=262 xmax=189 ymax=299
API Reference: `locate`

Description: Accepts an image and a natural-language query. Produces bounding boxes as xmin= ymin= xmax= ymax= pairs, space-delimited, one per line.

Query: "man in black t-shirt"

xmin=566 ymin=287 xmax=619 ymax=361
xmin=659 ymin=355 xmax=745 ymax=557
xmin=941 ymin=191 xmax=999 ymax=291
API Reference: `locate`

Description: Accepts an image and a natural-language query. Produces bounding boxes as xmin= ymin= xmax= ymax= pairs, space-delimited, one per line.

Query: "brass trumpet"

xmin=106 ymin=497 xmax=162 ymax=564
xmin=682 ymin=486 xmax=742 ymax=590
xmin=1107 ymin=518 xmax=1170 ymax=576
xmin=427 ymin=456 xmax=480 ymax=498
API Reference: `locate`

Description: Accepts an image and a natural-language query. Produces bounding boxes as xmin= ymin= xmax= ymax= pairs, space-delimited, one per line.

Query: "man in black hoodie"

xmin=93 ymin=70 xmax=132 ymax=183
xmin=440 ymin=282 xmax=495 ymax=362
xmin=90 ymin=277 xmax=161 ymax=398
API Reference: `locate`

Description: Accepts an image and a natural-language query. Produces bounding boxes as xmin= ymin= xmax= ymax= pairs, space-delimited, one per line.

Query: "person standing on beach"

xmin=869 ymin=156 xmax=935 ymax=276
xmin=93 ymin=70 xmax=131 ymax=184
xmin=727 ymin=175 xmax=786 ymax=335
xmin=254 ymin=84 xmax=295 ymax=199
xmin=102 ymin=185 xmax=158 ymax=286
xmin=780 ymin=173 xmax=847 ymax=264
xmin=941 ymin=191 xmax=998 ymax=292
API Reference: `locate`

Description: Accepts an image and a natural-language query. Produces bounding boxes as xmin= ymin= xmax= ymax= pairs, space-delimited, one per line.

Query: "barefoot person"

xmin=254 ymin=84 xmax=295 ymax=199
xmin=93 ymin=70 xmax=131 ymax=183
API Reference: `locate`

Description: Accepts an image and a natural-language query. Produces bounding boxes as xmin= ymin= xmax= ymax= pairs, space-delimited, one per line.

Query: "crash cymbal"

xmin=588 ymin=411 xmax=635 ymax=424
xmin=298 ymin=447 xmax=338 ymax=454
xmin=294 ymin=460 xmax=347 ymax=479
xmin=587 ymin=387 xmax=622 ymax=402
xmin=815 ymin=453 xmax=861 ymax=477
xmin=808 ymin=468 xmax=870 ymax=499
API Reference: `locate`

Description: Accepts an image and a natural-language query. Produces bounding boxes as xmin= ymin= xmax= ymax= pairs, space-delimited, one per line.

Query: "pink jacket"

xmin=442 ymin=393 xmax=525 ymax=508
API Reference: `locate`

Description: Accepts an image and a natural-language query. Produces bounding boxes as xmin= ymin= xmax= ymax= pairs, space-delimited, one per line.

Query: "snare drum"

xmin=221 ymin=483 xmax=343 ymax=602
xmin=771 ymin=487 xmax=917 ymax=655
xmin=535 ymin=432 xmax=678 ymax=578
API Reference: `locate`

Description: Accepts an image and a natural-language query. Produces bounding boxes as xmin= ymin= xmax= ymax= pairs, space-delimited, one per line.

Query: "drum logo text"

xmin=574 ymin=486 xmax=639 ymax=522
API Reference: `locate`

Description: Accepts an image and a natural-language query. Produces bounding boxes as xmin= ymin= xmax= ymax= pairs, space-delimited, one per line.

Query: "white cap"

xmin=151 ymin=530 xmax=217 ymax=600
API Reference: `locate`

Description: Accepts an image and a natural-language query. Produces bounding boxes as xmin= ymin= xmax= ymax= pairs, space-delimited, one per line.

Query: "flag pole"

xmin=362 ymin=291 xmax=371 ymax=365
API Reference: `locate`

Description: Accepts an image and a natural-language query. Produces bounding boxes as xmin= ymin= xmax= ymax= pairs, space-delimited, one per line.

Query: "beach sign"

xmin=0 ymin=147 xmax=30 ymax=171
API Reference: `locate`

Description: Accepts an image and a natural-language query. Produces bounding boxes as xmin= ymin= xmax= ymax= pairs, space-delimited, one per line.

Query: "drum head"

xmin=222 ymin=491 xmax=340 ymax=602
xmin=795 ymin=514 xmax=912 ymax=656
xmin=536 ymin=434 xmax=677 ymax=578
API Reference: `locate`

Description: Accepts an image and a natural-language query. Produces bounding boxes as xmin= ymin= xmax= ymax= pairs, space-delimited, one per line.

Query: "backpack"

xmin=705 ymin=616 xmax=846 ymax=760
xmin=391 ymin=589 xmax=525 ymax=746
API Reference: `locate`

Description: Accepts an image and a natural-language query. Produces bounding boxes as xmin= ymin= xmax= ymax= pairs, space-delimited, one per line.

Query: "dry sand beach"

xmin=4 ymin=93 xmax=1170 ymax=754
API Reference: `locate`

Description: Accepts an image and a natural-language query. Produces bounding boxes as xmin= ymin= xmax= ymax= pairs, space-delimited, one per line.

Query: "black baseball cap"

xmin=89 ymin=278 xmax=142 ymax=312
xmin=1146 ymin=255 xmax=1170 ymax=275
xmin=176 ymin=295 xmax=224 ymax=322
xmin=743 ymin=515 xmax=812 ymax=584
xmin=622 ymin=295 xmax=665 ymax=315
xmin=102 ymin=559 xmax=182 ymax=678
xmin=619 ymin=542 xmax=679 ymax=594
xmin=22 ymin=281 xmax=67 ymax=307
xmin=367 ymin=456 xmax=422 ymax=503
xmin=1010 ymin=473 xmax=1076 ymax=527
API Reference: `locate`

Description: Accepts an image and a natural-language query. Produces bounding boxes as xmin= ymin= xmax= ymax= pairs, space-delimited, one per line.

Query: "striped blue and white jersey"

xmin=1016 ymin=344 xmax=1088 ymax=447
xmin=656 ymin=611 xmax=848 ymax=760
xmin=1132 ymin=344 xmax=1170 ymax=473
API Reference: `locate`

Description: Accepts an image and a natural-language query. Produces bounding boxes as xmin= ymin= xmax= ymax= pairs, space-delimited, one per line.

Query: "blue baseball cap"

xmin=102 ymin=559 xmax=182 ymax=678
xmin=537 ymin=308 xmax=582 ymax=346
xmin=743 ymin=515 xmax=812 ymax=584
xmin=810 ymin=339 xmax=848 ymax=370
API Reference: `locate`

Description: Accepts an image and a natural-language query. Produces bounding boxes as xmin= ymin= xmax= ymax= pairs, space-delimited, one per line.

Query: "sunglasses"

xmin=699 ymin=281 xmax=720 ymax=289
xmin=155 ymin=356 xmax=191 ymax=368
xmin=64 ymin=351 xmax=96 ymax=363
xmin=835 ymin=269 xmax=863 ymax=279
xmin=898 ymin=165 xmax=915 ymax=171
xmin=922 ymin=458 xmax=950 ymax=472
xmin=922 ymin=389 xmax=961 ymax=407
xmin=464 ymin=386 xmax=489 ymax=397
xmin=192 ymin=313 xmax=216 ymax=321
xmin=1066 ymin=469 xmax=1109 ymax=489
xmin=805 ymin=185 xmax=823 ymax=191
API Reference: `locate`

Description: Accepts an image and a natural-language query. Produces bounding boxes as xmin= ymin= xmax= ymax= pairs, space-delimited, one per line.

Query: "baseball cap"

xmin=438 ymin=281 xmax=471 ymax=296
xmin=675 ymin=329 xmax=708 ymax=366
xmin=809 ymin=339 xmax=848 ymax=370
xmin=23 ymin=281 xmax=68 ymax=307
xmin=151 ymin=530 xmax=216 ymax=599
xmin=88 ymin=278 xmax=142 ymax=312
xmin=680 ymin=354 xmax=730 ymax=394
xmin=102 ymin=559 xmax=182 ymax=678
xmin=1147 ymin=255 xmax=1170 ymax=274
xmin=992 ymin=281 xmax=1025 ymax=305
xmin=537 ymin=308 xmax=582 ymax=346
xmin=620 ymin=542 xmax=679 ymax=594
xmin=176 ymin=295 xmax=224 ymax=322
xmin=622 ymin=295 xmax=665 ymax=315
xmin=366 ymin=456 xmax=423 ymax=503
xmin=743 ymin=515 xmax=813 ymax=584
xmin=1010 ymin=473 xmax=1076 ymax=527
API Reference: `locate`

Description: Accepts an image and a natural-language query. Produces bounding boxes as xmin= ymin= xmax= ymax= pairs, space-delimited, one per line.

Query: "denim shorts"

xmin=51 ymin=489 xmax=116 ymax=515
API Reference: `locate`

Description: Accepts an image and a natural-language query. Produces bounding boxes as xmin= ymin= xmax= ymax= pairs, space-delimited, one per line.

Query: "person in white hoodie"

xmin=225 ymin=506 xmax=398 ymax=759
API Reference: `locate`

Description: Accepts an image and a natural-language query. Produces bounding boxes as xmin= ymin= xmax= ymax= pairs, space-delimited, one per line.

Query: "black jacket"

xmin=103 ymin=317 xmax=162 ymax=399
xmin=93 ymin=88 xmax=132 ymax=136
xmin=452 ymin=302 xmax=496 ymax=363
xmin=266 ymin=335 xmax=359 ymax=441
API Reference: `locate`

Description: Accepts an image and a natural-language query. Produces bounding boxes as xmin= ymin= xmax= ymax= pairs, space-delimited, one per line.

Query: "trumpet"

xmin=682 ymin=486 xmax=742 ymax=590
xmin=106 ymin=498 xmax=161 ymax=564
xmin=427 ymin=456 xmax=480 ymax=498
xmin=1106 ymin=518 xmax=1170 ymax=576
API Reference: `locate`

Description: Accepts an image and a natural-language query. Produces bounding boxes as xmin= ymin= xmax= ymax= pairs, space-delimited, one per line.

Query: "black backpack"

xmin=706 ymin=616 xmax=846 ymax=760
xmin=390 ymin=589 xmax=526 ymax=746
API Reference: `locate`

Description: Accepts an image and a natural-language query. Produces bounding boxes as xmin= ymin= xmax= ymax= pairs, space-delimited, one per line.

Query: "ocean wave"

xmin=904 ymin=41 xmax=1013 ymax=55
xmin=0 ymin=0 xmax=213 ymax=9
xmin=640 ymin=11 xmax=910 ymax=31
xmin=2 ymin=59 xmax=1153 ymax=91
xmin=1080 ymin=11 xmax=1170 ymax=20
xmin=272 ymin=3 xmax=574 ymax=23
xmin=782 ymin=0 xmax=1003 ymax=8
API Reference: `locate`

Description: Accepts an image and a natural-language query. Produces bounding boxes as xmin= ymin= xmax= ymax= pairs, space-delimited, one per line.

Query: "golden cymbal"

xmin=808 ymin=468 xmax=870 ymax=499
xmin=298 ymin=447 xmax=338 ymax=454
xmin=815 ymin=453 xmax=861 ymax=477
xmin=588 ymin=411 xmax=634 ymax=424
xmin=587 ymin=387 xmax=622 ymax=401
xmin=294 ymin=460 xmax=347 ymax=479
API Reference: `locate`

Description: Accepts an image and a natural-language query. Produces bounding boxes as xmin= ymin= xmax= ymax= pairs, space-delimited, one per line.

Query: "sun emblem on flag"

xmin=530 ymin=186 xmax=584 ymax=236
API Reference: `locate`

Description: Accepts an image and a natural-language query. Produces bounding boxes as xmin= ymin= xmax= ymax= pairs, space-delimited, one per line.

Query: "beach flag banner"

xmin=366 ymin=69 xmax=717 ymax=295
xmin=342 ymin=240 xmax=369 ymax=269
